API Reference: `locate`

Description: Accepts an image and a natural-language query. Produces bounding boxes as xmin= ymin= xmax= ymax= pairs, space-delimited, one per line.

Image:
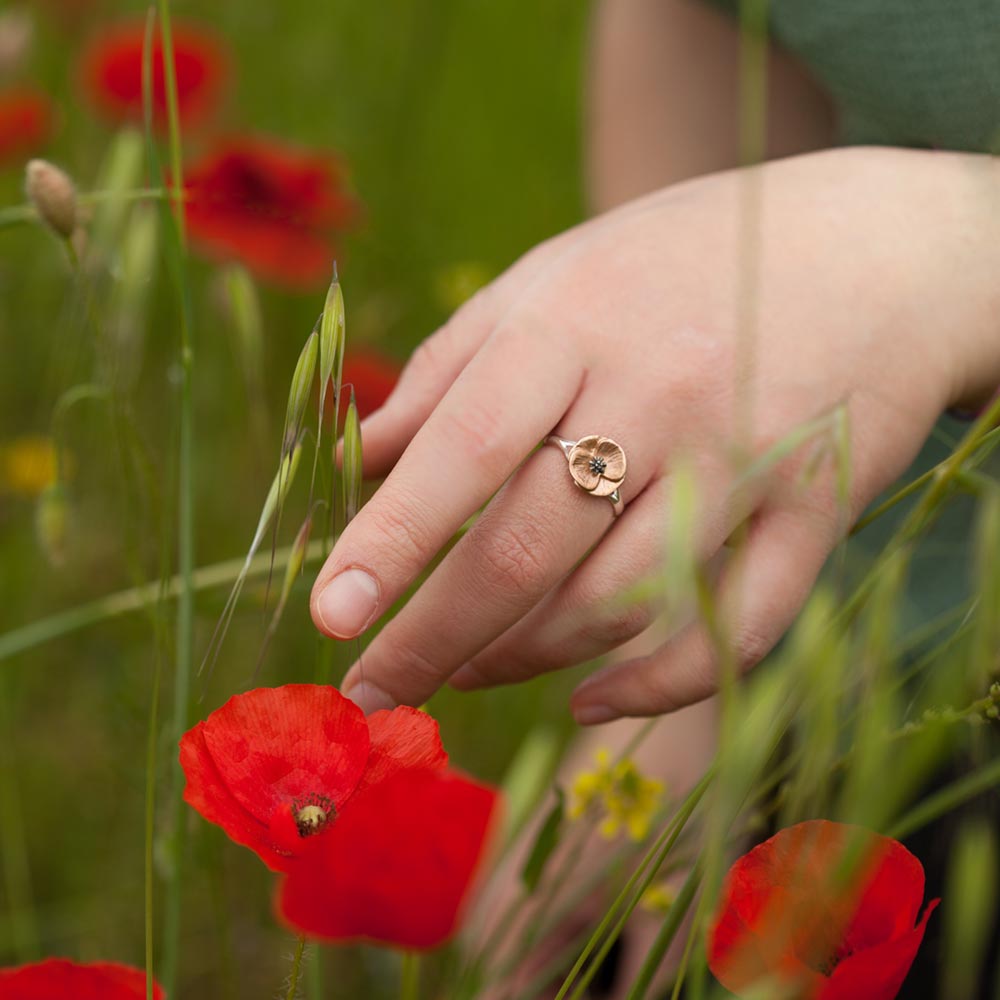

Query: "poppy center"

xmin=293 ymin=793 xmax=335 ymax=837
xmin=589 ymin=456 xmax=607 ymax=475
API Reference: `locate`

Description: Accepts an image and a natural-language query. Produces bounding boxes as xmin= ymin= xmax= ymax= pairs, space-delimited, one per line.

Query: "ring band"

xmin=545 ymin=434 xmax=627 ymax=516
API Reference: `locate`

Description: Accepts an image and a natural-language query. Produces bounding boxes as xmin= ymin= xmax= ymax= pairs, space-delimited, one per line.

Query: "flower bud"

xmin=25 ymin=158 xmax=77 ymax=238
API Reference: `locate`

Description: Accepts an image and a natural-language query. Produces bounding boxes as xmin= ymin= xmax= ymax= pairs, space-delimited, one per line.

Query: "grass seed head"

xmin=25 ymin=158 xmax=78 ymax=239
xmin=342 ymin=388 xmax=363 ymax=524
xmin=283 ymin=330 xmax=318 ymax=453
xmin=319 ymin=267 xmax=345 ymax=402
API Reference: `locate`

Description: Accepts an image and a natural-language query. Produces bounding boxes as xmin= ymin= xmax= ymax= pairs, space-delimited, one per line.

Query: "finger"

xmin=450 ymin=467 xmax=745 ymax=691
xmin=311 ymin=316 xmax=585 ymax=651
xmin=570 ymin=503 xmax=836 ymax=723
xmin=355 ymin=289 xmax=499 ymax=478
xmin=354 ymin=222 xmax=607 ymax=479
xmin=338 ymin=407 xmax=657 ymax=712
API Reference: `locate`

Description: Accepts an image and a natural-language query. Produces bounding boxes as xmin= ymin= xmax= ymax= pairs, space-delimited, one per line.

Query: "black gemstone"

xmin=589 ymin=456 xmax=607 ymax=475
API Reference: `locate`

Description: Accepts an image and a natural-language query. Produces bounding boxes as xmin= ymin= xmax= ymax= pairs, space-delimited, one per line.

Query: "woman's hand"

xmin=311 ymin=146 xmax=1000 ymax=723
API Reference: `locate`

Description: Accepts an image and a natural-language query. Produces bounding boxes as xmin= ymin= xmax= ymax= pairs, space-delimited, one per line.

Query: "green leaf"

xmin=521 ymin=788 xmax=565 ymax=892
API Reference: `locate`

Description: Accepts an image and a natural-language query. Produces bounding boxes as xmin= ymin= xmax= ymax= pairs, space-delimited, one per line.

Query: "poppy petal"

xmin=180 ymin=720 xmax=289 ymax=871
xmin=78 ymin=18 xmax=227 ymax=129
xmin=277 ymin=768 xmax=499 ymax=949
xmin=0 ymin=89 xmax=52 ymax=167
xmin=181 ymin=685 xmax=370 ymax=869
xmin=821 ymin=899 xmax=940 ymax=1000
xmin=0 ymin=959 xmax=164 ymax=999
xmin=594 ymin=437 xmax=626 ymax=481
xmin=354 ymin=706 xmax=448 ymax=796
xmin=708 ymin=821 xmax=935 ymax=999
xmin=569 ymin=443 xmax=601 ymax=490
xmin=183 ymin=136 xmax=359 ymax=290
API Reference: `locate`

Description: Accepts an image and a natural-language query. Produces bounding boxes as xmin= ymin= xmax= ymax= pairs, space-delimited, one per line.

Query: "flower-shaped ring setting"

xmin=546 ymin=434 xmax=627 ymax=516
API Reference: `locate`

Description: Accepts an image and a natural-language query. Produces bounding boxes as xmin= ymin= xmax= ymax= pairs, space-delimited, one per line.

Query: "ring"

xmin=545 ymin=434 xmax=627 ymax=516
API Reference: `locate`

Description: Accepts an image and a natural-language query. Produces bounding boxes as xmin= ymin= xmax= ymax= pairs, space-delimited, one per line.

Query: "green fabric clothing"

xmin=706 ymin=0 xmax=1000 ymax=151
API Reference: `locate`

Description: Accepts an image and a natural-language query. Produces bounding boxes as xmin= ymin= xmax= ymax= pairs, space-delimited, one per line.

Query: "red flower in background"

xmin=343 ymin=349 xmax=400 ymax=418
xmin=180 ymin=685 xmax=498 ymax=949
xmin=78 ymin=18 xmax=227 ymax=129
xmin=183 ymin=137 xmax=359 ymax=290
xmin=0 ymin=89 xmax=52 ymax=167
xmin=0 ymin=959 xmax=164 ymax=999
xmin=322 ymin=348 xmax=400 ymax=426
xmin=708 ymin=820 xmax=939 ymax=1000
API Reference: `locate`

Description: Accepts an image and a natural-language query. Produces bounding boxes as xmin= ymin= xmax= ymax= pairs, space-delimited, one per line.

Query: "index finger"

xmin=310 ymin=316 xmax=584 ymax=650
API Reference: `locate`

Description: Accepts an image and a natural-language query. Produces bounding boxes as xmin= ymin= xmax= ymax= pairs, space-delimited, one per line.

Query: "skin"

xmin=311 ymin=0 xmax=1000 ymax=734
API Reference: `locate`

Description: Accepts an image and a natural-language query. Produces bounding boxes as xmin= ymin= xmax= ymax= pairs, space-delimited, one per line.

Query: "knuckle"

xmin=733 ymin=620 xmax=775 ymax=672
xmin=439 ymin=397 xmax=507 ymax=465
xmin=467 ymin=515 xmax=550 ymax=598
xmin=582 ymin=600 xmax=653 ymax=647
xmin=360 ymin=485 xmax=439 ymax=577
xmin=405 ymin=325 xmax=454 ymax=385
xmin=372 ymin=638 xmax=444 ymax=706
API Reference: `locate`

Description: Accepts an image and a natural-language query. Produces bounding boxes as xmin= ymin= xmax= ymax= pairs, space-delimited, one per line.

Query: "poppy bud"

xmin=25 ymin=158 xmax=77 ymax=239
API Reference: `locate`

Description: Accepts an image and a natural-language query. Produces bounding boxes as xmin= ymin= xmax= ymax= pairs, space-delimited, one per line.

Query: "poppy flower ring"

xmin=546 ymin=434 xmax=627 ymax=516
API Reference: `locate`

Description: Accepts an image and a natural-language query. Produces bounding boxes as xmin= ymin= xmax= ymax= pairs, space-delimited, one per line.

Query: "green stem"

xmin=286 ymin=936 xmax=307 ymax=1000
xmin=144 ymin=651 xmax=163 ymax=1000
xmin=0 ymin=675 xmax=40 ymax=960
xmin=554 ymin=774 xmax=711 ymax=1000
xmin=156 ymin=3 xmax=186 ymax=241
xmin=624 ymin=865 xmax=702 ymax=1000
xmin=0 ymin=538 xmax=329 ymax=664
xmin=400 ymin=952 xmax=420 ymax=1000
xmin=155 ymin=0 xmax=194 ymax=993
xmin=888 ymin=754 xmax=1000 ymax=841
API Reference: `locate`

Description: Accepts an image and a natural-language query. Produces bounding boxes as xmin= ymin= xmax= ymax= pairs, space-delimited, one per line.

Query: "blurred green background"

xmin=0 ymin=1 xmax=590 ymax=993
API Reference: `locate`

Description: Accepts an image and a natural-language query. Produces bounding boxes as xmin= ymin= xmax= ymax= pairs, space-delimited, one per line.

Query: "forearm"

xmin=585 ymin=0 xmax=835 ymax=212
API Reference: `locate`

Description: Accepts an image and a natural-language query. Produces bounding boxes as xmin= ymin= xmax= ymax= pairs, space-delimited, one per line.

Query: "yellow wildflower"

xmin=1 ymin=435 xmax=57 ymax=497
xmin=569 ymin=748 xmax=664 ymax=842
xmin=639 ymin=880 xmax=677 ymax=915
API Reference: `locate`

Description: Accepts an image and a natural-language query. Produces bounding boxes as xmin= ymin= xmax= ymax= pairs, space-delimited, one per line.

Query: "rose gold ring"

xmin=545 ymin=434 xmax=626 ymax=516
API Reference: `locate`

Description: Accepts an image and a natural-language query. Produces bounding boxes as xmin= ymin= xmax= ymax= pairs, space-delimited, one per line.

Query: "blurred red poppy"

xmin=343 ymin=349 xmax=400 ymax=418
xmin=180 ymin=684 xmax=448 ymax=872
xmin=0 ymin=89 xmax=52 ymax=167
xmin=322 ymin=348 xmax=400 ymax=425
xmin=0 ymin=958 xmax=164 ymax=999
xmin=182 ymin=137 xmax=359 ymax=290
xmin=708 ymin=820 xmax=939 ymax=1000
xmin=78 ymin=18 xmax=226 ymax=129
xmin=278 ymin=766 xmax=498 ymax=949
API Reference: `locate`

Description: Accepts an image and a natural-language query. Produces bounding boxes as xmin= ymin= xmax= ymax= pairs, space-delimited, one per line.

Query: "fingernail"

xmin=573 ymin=704 xmax=619 ymax=726
xmin=315 ymin=568 xmax=380 ymax=638
xmin=343 ymin=680 xmax=395 ymax=716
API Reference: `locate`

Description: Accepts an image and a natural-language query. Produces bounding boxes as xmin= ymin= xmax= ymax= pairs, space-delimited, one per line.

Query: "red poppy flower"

xmin=708 ymin=820 xmax=939 ymax=1000
xmin=182 ymin=137 xmax=359 ymax=290
xmin=0 ymin=89 xmax=52 ymax=167
xmin=0 ymin=958 xmax=164 ymax=999
xmin=78 ymin=18 xmax=226 ymax=129
xmin=278 ymin=766 xmax=498 ymax=949
xmin=180 ymin=684 xmax=498 ymax=949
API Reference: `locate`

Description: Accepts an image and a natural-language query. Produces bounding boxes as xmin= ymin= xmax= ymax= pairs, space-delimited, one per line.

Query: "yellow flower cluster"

xmin=569 ymin=748 xmax=664 ymax=842
xmin=1 ymin=435 xmax=57 ymax=497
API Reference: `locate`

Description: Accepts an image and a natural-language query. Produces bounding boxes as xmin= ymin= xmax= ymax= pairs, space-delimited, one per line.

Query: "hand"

xmin=311 ymin=146 xmax=999 ymax=723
